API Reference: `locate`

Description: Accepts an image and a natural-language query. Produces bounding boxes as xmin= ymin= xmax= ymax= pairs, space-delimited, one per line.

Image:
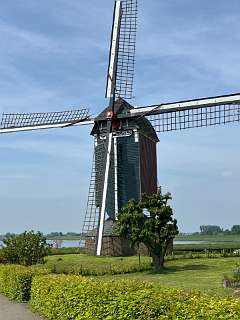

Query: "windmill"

xmin=1 ymin=0 xmax=240 ymax=256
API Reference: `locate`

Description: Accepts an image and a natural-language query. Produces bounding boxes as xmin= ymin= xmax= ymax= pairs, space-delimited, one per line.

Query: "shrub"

xmin=31 ymin=275 xmax=240 ymax=320
xmin=0 ymin=265 xmax=48 ymax=302
xmin=49 ymin=247 xmax=85 ymax=256
xmin=46 ymin=260 xmax=152 ymax=276
xmin=0 ymin=250 xmax=7 ymax=264
xmin=2 ymin=231 xmax=51 ymax=266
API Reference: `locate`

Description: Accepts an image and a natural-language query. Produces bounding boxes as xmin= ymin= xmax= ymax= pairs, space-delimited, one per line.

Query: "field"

xmin=176 ymin=234 xmax=240 ymax=242
xmin=44 ymin=254 xmax=152 ymax=275
xmin=42 ymin=253 xmax=240 ymax=297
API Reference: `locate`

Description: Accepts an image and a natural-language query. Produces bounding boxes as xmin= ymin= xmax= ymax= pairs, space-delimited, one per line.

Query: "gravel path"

xmin=0 ymin=295 xmax=43 ymax=320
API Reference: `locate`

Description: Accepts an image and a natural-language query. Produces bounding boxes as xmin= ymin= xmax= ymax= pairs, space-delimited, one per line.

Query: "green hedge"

xmin=31 ymin=275 xmax=240 ymax=320
xmin=0 ymin=265 xmax=48 ymax=302
xmin=49 ymin=247 xmax=85 ymax=256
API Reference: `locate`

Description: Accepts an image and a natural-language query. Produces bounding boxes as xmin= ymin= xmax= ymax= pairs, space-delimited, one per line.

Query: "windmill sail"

xmin=128 ymin=93 xmax=240 ymax=132
xmin=115 ymin=0 xmax=137 ymax=99
xmin=92 ymin=0 xmax=138 ymax=256
xmin=0 ymin=108 xmax=91 ymax=133
xmin=106 ymin=0 xmax=138 ymax=100
xmin=148 ymin=104 xmax=240 ymax=133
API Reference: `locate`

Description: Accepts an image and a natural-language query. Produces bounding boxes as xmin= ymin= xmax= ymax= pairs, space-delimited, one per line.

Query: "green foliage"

xmin=200 ymin=225 xmax=223 ymax=235
xmin=31 ymin=274 xmax=240 ymax=320
xmin=231 ymin=225 xmax=240 ymax=235
xmin=116 ymin=191 xmax=178 ymax=269
xmin=224 ymin=263 xmax=240 ymax=283
xmin=0 ymin=250 xmax=7 ymax=264
xmin=0 ymin=265 xmax=48 ymax=302
xmin=49 ymin=247 xmax=85 ymax=256
xmin=2 ymin=231 xmax=51 ymax=266
xmin=233 ymin=264 xmax=240 ymax=281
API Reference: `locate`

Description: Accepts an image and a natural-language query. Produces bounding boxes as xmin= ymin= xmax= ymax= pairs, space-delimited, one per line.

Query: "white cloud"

xmin=221 ymin=171 xmax=233 ymax=178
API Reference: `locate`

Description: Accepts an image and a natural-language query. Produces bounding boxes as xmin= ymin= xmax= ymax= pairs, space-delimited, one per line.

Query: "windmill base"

xmin=85 ymin=236 xmax=173 ymax=257
xmin=85 ymin=236 xmax=136 ymax=256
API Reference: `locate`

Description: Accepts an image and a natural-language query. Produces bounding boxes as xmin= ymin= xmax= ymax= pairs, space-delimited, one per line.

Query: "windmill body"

xmin=87 ymin=98 xmax=158 ymax=236
xmin=1 ymin=0 xmax=240 ymax=256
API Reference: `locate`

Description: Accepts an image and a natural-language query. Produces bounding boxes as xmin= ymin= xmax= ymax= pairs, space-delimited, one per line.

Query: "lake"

xmin=0 ymin=240 xmax=210 ymax=248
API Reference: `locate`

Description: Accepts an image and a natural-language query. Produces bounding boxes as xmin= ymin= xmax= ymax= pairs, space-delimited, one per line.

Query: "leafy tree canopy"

xmin=2 ymin=231 xmax=51 ymax=266
xmin=200 ymin=225 xmax=223 ymax=235
xmin=116 ymin=191 xmax=178 ymax=270
xmin=231 ymin=225 xmax=240 ymax=235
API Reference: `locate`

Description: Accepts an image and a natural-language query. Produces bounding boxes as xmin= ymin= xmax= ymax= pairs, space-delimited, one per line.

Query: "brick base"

xmin=85 ymin=236 xmax=135 ymax=256
xmin=85 ymin=237 xmax=173 ymax=257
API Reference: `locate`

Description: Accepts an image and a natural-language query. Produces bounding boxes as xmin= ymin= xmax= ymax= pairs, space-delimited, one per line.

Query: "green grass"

xmin=43 ymin=254 xmax=152 ymax=275
xmin=174 ymin=243 xmax=240 ymax=250
xmin=176 ymin=234 xmax=240 ymax=242
xmin=49 ymin=247 xmax=85 ymax=255
xmin=42 ymin=254 xmax=240 ymax=296
xmin=103 ymin=256 xmax=240 ymax=297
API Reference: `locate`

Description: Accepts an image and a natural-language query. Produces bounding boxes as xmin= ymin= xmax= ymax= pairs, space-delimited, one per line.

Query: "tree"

xmin=2 ymin=231 xmax=51 ymax=266
xmin=46 ymin=232 xmax=63 ymax=238
xmin=231 ymin=225 xmax=240 ymax=235
xmin=116 ymin=192 xmax=178 ymax=270
xmin=200 ymin=225 xmax=222 ymax=235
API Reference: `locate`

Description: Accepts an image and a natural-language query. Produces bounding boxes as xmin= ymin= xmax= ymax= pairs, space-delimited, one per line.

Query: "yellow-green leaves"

xmin=30 ymin=275 xmax=240 ymax=320
xmin=0 ymin=265 xmax=48 ymax=302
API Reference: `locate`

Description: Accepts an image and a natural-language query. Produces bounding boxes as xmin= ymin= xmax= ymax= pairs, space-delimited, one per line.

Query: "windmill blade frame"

xmin=115 ymin=0 xmax=137 ymax=99
xmin=130 ymin=92 xmax=240 ymax=116
xmin=0 ymin=108 xmax=93 ymax=134
xmin=148 ymin=103 xmax=240 ymax=133
xmin=106 ymin=0 xmax=138 ymax=101
xmin=121 ymin=92 xmax=240 ymax=133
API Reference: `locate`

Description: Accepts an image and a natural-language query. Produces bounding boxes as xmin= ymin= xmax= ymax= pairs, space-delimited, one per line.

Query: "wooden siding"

xmin=117 ymin=135 xmax=140 ymax=210
xmin=139 ymin=134 xmax=158 ymax=195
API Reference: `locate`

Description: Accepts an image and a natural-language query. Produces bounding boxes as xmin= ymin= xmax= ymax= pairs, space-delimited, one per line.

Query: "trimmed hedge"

xmin=0 ymin=265 xmax=48 ymax=302
xmin=31 ymin=275 xmax=240 ymax=320
xmin=47 ymin=260 xmax=152 ymax=276
xmin=49 ymin=247 xmax=85 ymax=256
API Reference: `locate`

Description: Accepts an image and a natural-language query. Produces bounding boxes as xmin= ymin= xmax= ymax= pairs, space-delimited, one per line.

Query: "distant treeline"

xmin=0 ymin=232 xmax=81 ymax=240
xmin=45 ymin=232 xmax=81 ymax=238
xmin=198 ymin=225 xmax=240 ymax=235
xmin=1 ymin=226 xmax=240 ymax=240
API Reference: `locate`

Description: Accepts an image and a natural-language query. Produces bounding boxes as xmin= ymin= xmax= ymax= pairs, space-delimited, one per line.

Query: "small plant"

xmin=0 ymin=251 xmax=7 ymax=264
xmin=233 ymin=263 xmax=240 ymax=281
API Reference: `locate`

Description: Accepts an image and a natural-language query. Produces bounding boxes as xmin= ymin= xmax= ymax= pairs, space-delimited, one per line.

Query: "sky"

xmin=0 ymin=0 xmax=240 ymax=234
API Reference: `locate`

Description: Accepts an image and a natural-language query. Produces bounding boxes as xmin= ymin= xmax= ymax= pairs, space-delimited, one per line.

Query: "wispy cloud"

xmin=0 ymin=0 xmax=240 ymax=233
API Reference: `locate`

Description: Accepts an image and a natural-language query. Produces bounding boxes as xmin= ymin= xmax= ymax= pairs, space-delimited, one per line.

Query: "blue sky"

xmin=0 ymin=0 xmax=240 ymax=234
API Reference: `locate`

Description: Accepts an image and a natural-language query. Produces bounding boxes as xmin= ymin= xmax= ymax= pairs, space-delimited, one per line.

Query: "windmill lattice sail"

xmin=0 ymin=109 xmax=90 ymax=133
xmin=148 ymin=104 xmax=240 ymax=132
xmin=116 ymin=0 xmax=137 ymax=99
xmin=128 ymin=93 xmax=240 ymax=132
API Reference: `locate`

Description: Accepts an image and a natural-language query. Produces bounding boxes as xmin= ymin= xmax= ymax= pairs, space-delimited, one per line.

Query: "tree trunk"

xmin=151 ymin=251 xmax=165 ymax=271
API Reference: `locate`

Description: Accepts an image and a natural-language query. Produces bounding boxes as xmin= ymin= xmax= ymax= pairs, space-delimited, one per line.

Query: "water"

xmin=174 ymin=241 xmax=210 ymax=245
xmin=0 ymin=239 xmax=210 ymax=248
xmin=0 ymin=240 xmax=84 ymax=248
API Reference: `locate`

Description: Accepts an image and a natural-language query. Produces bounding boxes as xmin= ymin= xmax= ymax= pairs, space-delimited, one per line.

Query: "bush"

xmin=0 ymin=265 xmax=48 ymax=302
xmin=49 ymin=247 xmax=85 ymax=256
xmin=0 ymin=250 xmax=7 ymax=264
xmin=46 ymin=260 xmax=152 ymax=276
xmin=31 ymin=275 xmax=240 ymax=320
xmin=2 ymin=231 xmax=51 ymax=266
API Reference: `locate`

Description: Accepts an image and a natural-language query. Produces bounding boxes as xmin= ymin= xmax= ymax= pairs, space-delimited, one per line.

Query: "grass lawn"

xmin=44 ymin=254 xmax=240 ymax=297
xmin=104 ymin=256 xmax=240 ymax=297
xmin=44 ymin=254 xmax=151 ymax=274
xmin=176 ymin=234 xmax=240 ymax=242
